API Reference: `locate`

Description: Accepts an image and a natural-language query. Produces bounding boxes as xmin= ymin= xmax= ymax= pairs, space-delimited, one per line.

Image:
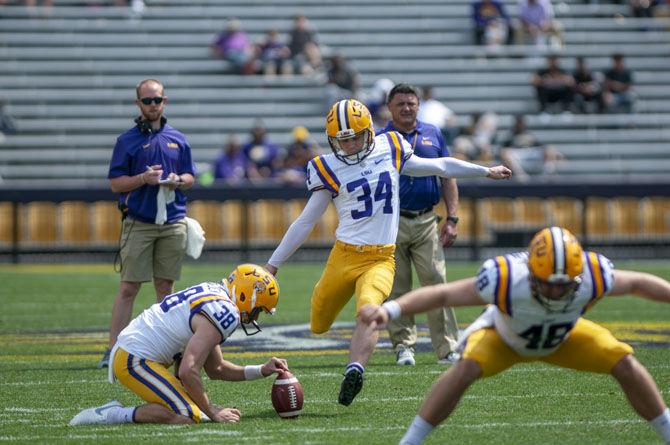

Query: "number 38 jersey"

xmin=306 ymin=131 xmax=413 ymax=245
xmin=473 ymin=251 xmax=614 ymax=357
xmin=116 ymin=282 xmax=240 ymax=364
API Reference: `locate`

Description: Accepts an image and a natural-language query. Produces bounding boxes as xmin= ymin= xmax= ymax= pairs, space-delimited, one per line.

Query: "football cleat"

xmin=338 ymin=369 xmax=363 ymax=406
xmin=437 ymin=351 xmax=461 ymax=365
xmin=69 ymin=400 xmax=123 ymax=426
xmin=395 ymin=345 xmax=416 ymax=366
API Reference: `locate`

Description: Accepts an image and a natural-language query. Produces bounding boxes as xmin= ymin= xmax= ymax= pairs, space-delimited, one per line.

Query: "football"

xmin=271 ymin=370 xmax=303 ymax=418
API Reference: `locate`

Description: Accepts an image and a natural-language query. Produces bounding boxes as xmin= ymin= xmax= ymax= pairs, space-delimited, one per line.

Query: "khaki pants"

xmin=388 ymin=211 xmax=459 ymax=359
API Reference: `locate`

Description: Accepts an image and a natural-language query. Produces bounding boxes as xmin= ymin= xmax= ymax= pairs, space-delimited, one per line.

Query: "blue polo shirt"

xmin=379 ymin=120 xmax=450 ymax=211
xmin=108 ymin=122 xmax=196 ymax=224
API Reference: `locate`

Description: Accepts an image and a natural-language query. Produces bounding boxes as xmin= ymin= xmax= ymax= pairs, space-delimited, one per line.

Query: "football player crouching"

xmin=361 ymin=227 xmax=670 ymax=445
xmin=70 ymin=264 xmax=289 ymax=426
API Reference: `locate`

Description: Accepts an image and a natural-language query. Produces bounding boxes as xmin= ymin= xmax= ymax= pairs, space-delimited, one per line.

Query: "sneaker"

xmin=395 ymin=345 xmax=416 ymax=366
xmin=437 ymin=351 xmax=461 ymax=365
xmin=338 ymin=369 xmax=363 ymax=406
xmin=98 ymin=348 xmax=111 ymax=369
xmin=69 ymin=400 xmax=122 ymax=426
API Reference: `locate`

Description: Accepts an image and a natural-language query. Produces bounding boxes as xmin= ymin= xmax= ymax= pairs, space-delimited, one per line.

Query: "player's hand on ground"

xmin=487 ymin=165 xmax=512 ymax=179
xmin=264 ymin=264 xmax=278 ymax=276
xmin=262 ymin=357 xmax=289 ymax=376
xmin=211 ymin=406 xmax=241 ymax=423
xmin=359 ymin=304 xmax=389 ymax=329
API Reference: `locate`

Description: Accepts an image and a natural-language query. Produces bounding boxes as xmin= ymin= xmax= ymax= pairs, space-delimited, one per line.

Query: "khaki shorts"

xmin=119 ymin=218 xmax=187 ymax=282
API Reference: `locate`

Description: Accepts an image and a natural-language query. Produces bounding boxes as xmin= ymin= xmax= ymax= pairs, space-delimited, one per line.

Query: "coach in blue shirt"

xmin=100 ymin=78 xmax=196 ymax=368
xmin=379 ymin=83 xmax=460 ymax=366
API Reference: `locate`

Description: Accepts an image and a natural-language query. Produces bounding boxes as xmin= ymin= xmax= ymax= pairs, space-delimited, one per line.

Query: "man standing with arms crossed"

xmin=379 ymin=84 xmax=460 ymax=366
xmin=99 ymin=78 xmax=196 ymax=368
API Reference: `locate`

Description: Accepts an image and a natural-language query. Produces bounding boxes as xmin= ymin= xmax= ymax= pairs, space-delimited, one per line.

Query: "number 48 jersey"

xmin=306 ymin=131 xmax=413 ymax=245
xmin=472 ymin=251 xmax=614 ymax=357
xmin=116 ymin=282 xmax=240 ymax=364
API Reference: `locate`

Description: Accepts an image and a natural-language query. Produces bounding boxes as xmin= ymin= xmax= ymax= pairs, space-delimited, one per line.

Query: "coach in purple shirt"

xmin=100 ymin=78 xmax=196 ymax=369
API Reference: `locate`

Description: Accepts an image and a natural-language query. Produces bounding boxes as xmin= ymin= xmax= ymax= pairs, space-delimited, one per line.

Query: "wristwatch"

xmin=446 ymin=216 xmax=459 ymax=225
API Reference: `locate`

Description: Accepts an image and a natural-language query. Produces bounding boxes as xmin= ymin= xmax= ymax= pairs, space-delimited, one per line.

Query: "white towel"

xmin=185 ymin=217 xmax=206 ymax=259
xmin=155 ymin=186 xmax=175 ymax=225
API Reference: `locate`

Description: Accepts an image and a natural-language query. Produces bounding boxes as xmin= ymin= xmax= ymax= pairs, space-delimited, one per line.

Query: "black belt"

xmin=399 ymin=207 xmax=433 ymax=219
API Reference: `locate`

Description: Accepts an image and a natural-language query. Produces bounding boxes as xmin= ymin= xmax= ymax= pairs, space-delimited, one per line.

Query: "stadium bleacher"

xmin=0 ymin=0 xmax=669 ymax=254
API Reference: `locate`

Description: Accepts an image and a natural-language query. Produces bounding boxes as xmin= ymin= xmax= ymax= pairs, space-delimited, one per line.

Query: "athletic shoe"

xmin=437 ymin=351 xmax=461 ymax=365
xmin=338 ymin=369 xmax=363 ymax=406
xmin=69 ymin=400 xmax=122 ymax=426
xmin=98 ymin=348 xmax=111 ymax=369
xmin=395 ymin=344 xmax=416 ymax=366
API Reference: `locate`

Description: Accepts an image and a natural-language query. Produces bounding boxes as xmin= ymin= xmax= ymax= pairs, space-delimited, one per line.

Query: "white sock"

xmin=650 ymin=408 xmax=670 ymax=444
xmin=345 ymin=362 xmax=364 ymax=375
xmin=106 ymin=406 xmax=136 ymax=424
xmin=399 ymin=415 xmax=434 ymax=445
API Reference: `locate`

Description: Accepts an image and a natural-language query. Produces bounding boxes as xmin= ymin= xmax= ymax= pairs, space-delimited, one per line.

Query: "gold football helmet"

xmin=326 ymin=99 xmax=375 ymax=165
xmin=528 ymin=227 xmax=584 ymax=311
xmin=226 ymin=263 xmax=279 ymax=335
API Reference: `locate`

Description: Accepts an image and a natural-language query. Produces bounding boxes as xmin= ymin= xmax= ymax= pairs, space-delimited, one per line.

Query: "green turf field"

xmin=1 ymin=261 xmax=670 ymax=444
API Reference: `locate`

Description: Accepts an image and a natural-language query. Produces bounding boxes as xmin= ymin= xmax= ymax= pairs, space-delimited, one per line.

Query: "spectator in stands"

xmin=212 ymin=135 xmax=248 ymax=183
xmin=603 ymin=53 xmax=636 ymax=114
xmin=417 ymin=86 xmax=457 ymax=145
xmin=325 ymin=53 xmax=360 ymax=111
xmin=256 ymin=29 xmax=292 ymax=77
xmin=630 ymin=0 xmax=659 ymax=18
xmin=362 ymin=78 xmax=395 ymax=130
xmin=471 ymin=0 xmax=512 ymax=48
xmin=279 ymin=126 xmax=319 ymax=184
xmin=0 ymin=100 xmax=17 ymax=139
xmin=532 ymin=54 xmax=575 ymax=113
xmin=573 ymin=56 xmax=604 ymax=114
xmin=500 ymin=114 xmax=563 ymax=181
xmin=99 ymin=79 xmax=196 ymax=368
xmin=517 ymin=0 xmax=563 ymax=49
xmin=288 ymin=14 xmax=323 ymax=75
xmin=210 ymin=18 xmax=257 ymax=75
xmin=451 ymin=111 xmax=498 ymax=162
xmin=242 ymin=120 xmax=281 ymax=179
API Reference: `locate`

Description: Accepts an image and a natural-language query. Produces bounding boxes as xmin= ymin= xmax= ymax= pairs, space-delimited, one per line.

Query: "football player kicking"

xmin=361 ymin=227 xmax=670 ymax=445
xmin=264 ymin=99 xmax=511 ymax=407
xmin=70 ymin=264 xmax=289 ymax=426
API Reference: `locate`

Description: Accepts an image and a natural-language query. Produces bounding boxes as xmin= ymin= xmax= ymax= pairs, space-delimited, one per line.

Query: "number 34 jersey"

xmin=116 ymin=282 xmax=240 ymax=364
xmin=472 ymin=251 xmax=614 ymax=357
xmin=306 ymin=131 xmax=413 ymax=246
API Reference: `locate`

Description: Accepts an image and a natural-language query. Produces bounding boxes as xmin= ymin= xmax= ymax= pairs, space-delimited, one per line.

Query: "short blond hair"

xmin=135 ymin=79 xmax=164 ymax=99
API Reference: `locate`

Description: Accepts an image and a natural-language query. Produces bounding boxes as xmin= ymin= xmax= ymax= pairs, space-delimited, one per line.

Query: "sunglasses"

xmin=139 ymin=96 xmax=164 ymax=105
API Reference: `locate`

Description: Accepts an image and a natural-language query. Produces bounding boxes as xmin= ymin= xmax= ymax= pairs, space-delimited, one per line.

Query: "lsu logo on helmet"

xmin=227 ymin=263 xmax=279 ymax=335
xmin=528 ymin=227 xmax=584 ymax=311
xmin=326 ymin=99 xmax=375 ymax=165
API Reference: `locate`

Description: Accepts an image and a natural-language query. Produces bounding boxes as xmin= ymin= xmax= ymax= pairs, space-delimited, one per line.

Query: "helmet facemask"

xmin=528 ymin=227 xmax=584 ymax=313
xmin=530 ymin=274 xmax=582 ymax=312
xmin=328 ymin=128 xmax=375 ymax=165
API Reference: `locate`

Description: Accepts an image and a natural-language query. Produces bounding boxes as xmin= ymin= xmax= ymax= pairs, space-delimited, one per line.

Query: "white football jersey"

xmin=305 ymin=131 xmax=413 ymax=245
xmin=471 ymin=251 xmax=614 ymax=357
xmin=116 ymin=282 xmax=240 ymax=364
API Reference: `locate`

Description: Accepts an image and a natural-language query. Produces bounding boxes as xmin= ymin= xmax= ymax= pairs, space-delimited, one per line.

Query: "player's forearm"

xmin=267 ymin=218 xmax=315 ymax=268
xmin=109 ymin=174 xmax=146 ymax=193
xmin=180 ymin=369 xmax=215 ymax=418
xmin=630 ymin=272 xmax=670 ymax=303
xmin=403 ymin=156 xmax=490 ymax=178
